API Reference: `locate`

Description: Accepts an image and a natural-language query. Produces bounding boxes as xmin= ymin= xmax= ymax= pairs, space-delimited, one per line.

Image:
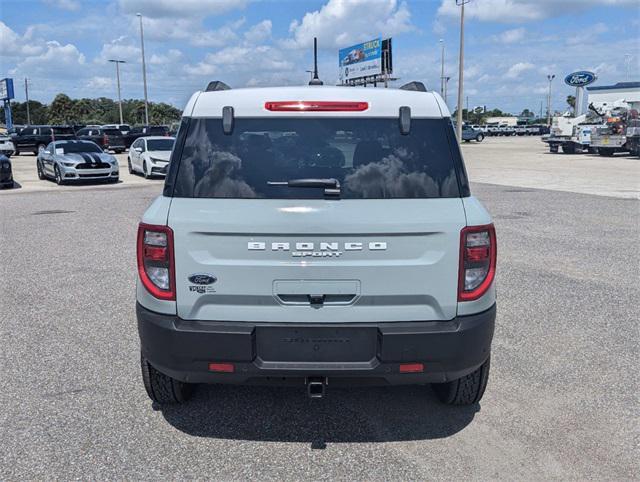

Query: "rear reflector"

xmin=265 ymin=101 xmax=368 ymax=112
xmin=208 ymin=363 xmax=235 ymax=373
xmin=399 ymin=363 xmax=424 ymax=373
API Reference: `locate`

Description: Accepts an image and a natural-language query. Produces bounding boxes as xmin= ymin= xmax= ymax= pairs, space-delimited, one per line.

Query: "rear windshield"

xmin=103 ymin=129 xmax=122 ymax=135
xmin=147 ymin=139 xmax=174 ymax=151
xmin=52 ymin=127 xmax=74 ymax=135
xmin=171 ymin=117 xmax=461 ymax=199
xmin=57 ymin=142 xmax=101 ymax=153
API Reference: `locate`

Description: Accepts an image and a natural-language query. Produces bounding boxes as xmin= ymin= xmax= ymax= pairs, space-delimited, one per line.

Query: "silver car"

xmin=37 ymin=140 xmax=119 ymax=185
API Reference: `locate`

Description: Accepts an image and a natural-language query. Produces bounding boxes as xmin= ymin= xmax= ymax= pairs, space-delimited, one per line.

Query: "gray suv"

xmin=136 ymin=82 xmax=497 ymax=406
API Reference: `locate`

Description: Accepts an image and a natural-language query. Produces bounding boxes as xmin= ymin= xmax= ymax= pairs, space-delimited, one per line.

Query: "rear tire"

xmin=141 ymin=353 xmax=193 ymax=404
xmin=143 ymin=160 xmax=150 ymax=179
xmin=476 ymin=134 xmax=484 ymax=142
xmin=598 ymin=147 xmax=615 ymax=157
xmin=561 ymin=144 xmax=576 ymax=154
xmin=432 ymin=356 xmax=490 ymax=405
xmin=550 ymin=145 xmax=559 ymax=153
xmin=127 ymin=157 xmax=133 ymax=174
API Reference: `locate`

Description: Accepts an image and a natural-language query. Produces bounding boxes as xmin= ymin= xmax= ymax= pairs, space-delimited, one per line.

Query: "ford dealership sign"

xmin=564 ymin=71 xmax=597 ymax=87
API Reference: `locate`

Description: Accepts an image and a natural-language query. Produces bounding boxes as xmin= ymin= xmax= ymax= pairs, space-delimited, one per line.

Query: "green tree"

xmin=6 ymin=100 xmax=49 ymax=125
xmin=48 ymin=93 xmax=75 ymax=124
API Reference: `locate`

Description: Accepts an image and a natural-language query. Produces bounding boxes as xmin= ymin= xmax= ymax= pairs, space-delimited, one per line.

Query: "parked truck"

xmin=590 ymin=102 xmax=632 ymax=157
xmin=542 ymin=114 xmax=599 ymax=154
xmin=625 ymin=117 xmax=640 ymax=158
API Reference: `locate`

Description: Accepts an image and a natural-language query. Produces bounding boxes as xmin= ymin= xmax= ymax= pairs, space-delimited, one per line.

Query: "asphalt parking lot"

xmin=1 ymin=137 xmax=638 ymax=479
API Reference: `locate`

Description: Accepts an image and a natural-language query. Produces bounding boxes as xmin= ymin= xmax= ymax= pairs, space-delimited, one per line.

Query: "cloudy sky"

xmin=1 ymin=0 xmax=639 ymax=114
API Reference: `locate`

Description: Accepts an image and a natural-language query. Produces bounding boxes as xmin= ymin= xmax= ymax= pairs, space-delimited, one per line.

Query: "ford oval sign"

xmin=188 ymin=274 xmax=217 ymax=285
xmin=564 ymin=71 xmax=597 ymax=87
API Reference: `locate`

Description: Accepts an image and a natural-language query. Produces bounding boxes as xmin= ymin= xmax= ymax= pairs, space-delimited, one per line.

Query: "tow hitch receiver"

xmin=306 ymin=377 xmax=327 ymax=398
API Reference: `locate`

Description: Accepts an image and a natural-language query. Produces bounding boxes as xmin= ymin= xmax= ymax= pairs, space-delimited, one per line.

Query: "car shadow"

xmin=160 ymin=384 xmax=479 ymax=446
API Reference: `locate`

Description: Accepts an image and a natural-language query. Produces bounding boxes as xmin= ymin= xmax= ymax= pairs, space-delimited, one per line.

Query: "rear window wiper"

xmin=267 ymin=178 xmax=341 ymax=199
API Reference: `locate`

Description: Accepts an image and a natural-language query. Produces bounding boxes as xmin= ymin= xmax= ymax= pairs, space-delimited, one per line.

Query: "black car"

xmin=13 ymin=126 xmax=76 ymax=155
xmin=75 ymin=127 xmax=126 ymax=153
xmin=123 ymin=125 xmax=170 ymax=148
xmin=0 ymin=154 xmax=13 ymax=188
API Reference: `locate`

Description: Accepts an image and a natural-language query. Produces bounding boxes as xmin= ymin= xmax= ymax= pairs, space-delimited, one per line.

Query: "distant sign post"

xmin=0 ymin=78 xmax=15 ymax=129
xmin=339 ymin=38 xmax=394 ymax=87
xmin=564 ymin=71 xmax=597 ymax=116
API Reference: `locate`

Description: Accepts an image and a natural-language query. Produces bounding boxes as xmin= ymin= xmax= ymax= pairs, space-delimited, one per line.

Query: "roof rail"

xmin=399 ymin=81 xmax=427 ymax=92
xmin=205 ymin=81 xmax=231 ymax=92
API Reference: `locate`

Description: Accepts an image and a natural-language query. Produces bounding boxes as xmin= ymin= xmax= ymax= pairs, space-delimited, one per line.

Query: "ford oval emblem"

xmin=188 ymin=274 xmax=217 ymax=285
xmin=564 ymin=71 xmax=597 ymax=87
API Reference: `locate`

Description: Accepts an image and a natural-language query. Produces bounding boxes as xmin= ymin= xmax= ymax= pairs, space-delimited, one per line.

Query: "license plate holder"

xmin=256 ymin=326 xmax=377 ymax=363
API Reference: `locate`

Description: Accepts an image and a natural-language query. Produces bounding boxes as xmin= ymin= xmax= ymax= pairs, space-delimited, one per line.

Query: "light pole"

xmin=109 ymin=59 xmax=126 ymax=125
xmin=444 ymin=76 xmax=451 ymax=106
xmin=136 ymin=13 xmax=149 ymax=125
xmin=439 ymin=39 xmax=445 ymax=98
xmin=546 ymin=74 xmax=555 ymax=127
xmin=455 ymin=0 xmax=470 ymax=141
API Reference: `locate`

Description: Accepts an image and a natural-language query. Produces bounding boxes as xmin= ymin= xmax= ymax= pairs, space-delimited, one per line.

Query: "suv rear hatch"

xmin=166 ymin=115 xmax=467 ymax=323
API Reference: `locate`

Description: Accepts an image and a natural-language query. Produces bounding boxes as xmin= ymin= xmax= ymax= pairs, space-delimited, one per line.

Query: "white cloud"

xmin=87 ymin=76 xmax=113 ymax=89
xmin=566 ymin=22 xmax=608 ymax=45
xmin=149 ymin=49 xmax=183 ymax=65
xmin=244 ymin=20 xmax=272 ymax=44
xmin=286 ymin=0 xmax=413 ymax=49
xmin=97 ymin=36 xmax=140 ymax=63
xmin=118 ymin=0 xmax=245 ymax=18
xmin=42 ymin=0 xmax=80 ymax=11
xmin=191 ymin=18 xmax=245 ymax=47
xmin=0 ymin=22 xmax=44 ymax=57
xmin=10 ymin=41 xmax=85 ymax=77
xmin=437 ymin=0 xmax=638 ymax=23
xmin=492 ymin=27 xmax=526 ymax=43
xmin=504 ymin=62 xmax=535 ymax=79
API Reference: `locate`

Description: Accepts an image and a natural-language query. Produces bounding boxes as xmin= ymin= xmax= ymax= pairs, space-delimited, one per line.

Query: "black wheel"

xmin=37 ymin=143 xmax=46 ymax=155
xmin=115 ymin=149 xmax=124 ymax=154
xmin=13 ymin=149 xmax=19 ymax=156
xmin=550 ymin=145 xmax=559 ymax=153
xmin=37 ymin=161 xmax=45 ymax=180
xmin=561 ymin=144 xmax=576 ymax=154
xmin=127 ymin=157 xmax=133 ymax=174
xmin=476 ymin=134 xmax=484 ymax=142
xmin=141 ymin=354 xmax=193 ymax=404
xmin=143 ymin=160 xmax=150 ymax=179
xmin=54 ymin=165 xmax=64 ymax=185
xmin=432 ymin=356 xmax=490 ymax=405
xmin=598 ymin=147 xmax=614 ymax=157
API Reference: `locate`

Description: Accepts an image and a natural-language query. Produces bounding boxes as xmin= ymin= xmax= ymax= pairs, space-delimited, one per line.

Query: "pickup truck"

xmin=123 ymin=125 xmax=170 ymax=148
xmin=12 ymin=126 xmax=76 ymax=155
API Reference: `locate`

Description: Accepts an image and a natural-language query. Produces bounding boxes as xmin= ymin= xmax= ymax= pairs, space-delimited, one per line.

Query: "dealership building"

xmin=587 ymin=81 xmax=640 ymax=109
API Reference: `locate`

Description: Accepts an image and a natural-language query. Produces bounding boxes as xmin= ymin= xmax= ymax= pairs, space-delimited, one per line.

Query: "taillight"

xmin=264 ymin=101 xmax=368 ymax=112
xmin=458 ymin=224 xmax=496 ymax=301
xmin=103 ymin=134 xmax=109 ymax=144
xmin=137 ymin=223 xmax=175 ymax=300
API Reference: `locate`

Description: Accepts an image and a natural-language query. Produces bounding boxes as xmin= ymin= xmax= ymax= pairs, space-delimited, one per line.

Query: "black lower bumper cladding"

xmin=137 ymin=303 xmax=495 ymax=385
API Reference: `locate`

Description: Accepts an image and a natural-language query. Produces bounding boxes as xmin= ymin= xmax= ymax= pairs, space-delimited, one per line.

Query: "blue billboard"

xmin=339 ymin=38 xmax=382 ymax=82
xmin=0 ymin=78 xmax=15 ymax=101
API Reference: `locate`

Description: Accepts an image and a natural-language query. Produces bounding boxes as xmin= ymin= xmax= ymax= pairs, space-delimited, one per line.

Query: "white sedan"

xmin=127 ymin=136 xmax=175 ymax=178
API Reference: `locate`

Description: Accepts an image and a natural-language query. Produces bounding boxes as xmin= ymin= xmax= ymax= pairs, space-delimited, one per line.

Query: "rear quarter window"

xmin=168 ymin=117 xmax=464 ymax=199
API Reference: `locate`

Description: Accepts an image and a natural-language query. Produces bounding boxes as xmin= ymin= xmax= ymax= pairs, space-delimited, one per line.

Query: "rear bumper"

xmin=137 ymin=303 xmax=495 ymax=386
